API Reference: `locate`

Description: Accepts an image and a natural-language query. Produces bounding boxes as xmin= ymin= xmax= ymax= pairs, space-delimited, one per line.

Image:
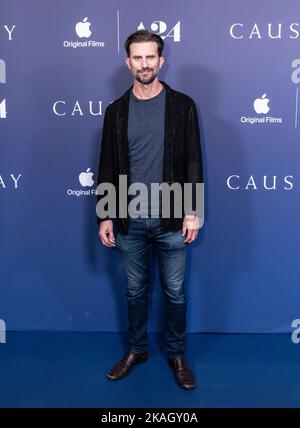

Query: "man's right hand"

xmin=98 ymin=220 xmax=116 ymax=248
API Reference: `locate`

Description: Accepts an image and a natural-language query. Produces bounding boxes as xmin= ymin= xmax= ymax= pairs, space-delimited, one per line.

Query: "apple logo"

xmin=75 ymin=17 xmax=92 ymax=38
xmin=253 ymin=93 xmax=270 ymax=114
xmin=79 ymin=168 xmax=94 ymax=187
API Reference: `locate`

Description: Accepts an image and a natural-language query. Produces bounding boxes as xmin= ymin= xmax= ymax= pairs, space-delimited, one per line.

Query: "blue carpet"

xmin=0 ymin=332 xmax=299 ymax=407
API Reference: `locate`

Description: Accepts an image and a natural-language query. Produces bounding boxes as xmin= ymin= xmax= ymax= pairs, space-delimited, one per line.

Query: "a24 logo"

xmin=138 ymin=20 xmax=181 ymax=42
xmin=291 ymin=319 xmax=300 ymax=344
xmin=0 ymin=319 xmax=6 ymax=344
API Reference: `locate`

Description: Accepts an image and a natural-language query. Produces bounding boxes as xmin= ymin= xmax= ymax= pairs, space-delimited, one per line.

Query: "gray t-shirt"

xmin=127 ymin=85 xmax=166 ymax=217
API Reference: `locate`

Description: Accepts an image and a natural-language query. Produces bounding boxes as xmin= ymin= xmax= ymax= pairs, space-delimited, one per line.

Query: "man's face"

xmin=125 ymin=41 xmax=164 ymax=85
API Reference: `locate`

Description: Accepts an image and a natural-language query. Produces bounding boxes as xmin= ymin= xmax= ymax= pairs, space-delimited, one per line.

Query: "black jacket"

xmin=96 ymin=80 xmax=204 ymax=235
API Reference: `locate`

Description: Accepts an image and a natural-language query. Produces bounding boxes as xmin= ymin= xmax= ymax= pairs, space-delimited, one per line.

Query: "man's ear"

xmin=159 ymin=56 xmax=165 ymax=69
xmin=125 ymin=57 xmax=131 ymax=70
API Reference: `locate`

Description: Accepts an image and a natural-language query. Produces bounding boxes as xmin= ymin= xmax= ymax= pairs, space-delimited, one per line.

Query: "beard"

xmin=134 ymin=68 xmax=158 ymax=85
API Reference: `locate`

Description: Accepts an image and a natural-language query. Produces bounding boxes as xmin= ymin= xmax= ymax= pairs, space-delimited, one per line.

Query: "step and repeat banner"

xmin=1 ymin=0 xmax=299 ymax=333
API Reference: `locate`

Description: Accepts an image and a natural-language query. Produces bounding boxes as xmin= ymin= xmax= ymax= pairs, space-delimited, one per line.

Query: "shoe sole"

xmin=177 ymin=382 xmax=196 ymax=390
xmin=107 ymin=353 xmax=148 ymax=381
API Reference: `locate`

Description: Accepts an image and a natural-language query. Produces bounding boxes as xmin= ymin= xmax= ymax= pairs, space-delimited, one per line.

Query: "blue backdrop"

xmin=1 ymin=0 xmax=299 ymax=333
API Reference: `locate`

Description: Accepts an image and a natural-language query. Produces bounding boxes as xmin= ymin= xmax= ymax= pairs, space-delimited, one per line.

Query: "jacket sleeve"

xmin=184 ymin=100 xmax=204 ymax=227
xmin=96 ymin=105 xmax=115 ymax=225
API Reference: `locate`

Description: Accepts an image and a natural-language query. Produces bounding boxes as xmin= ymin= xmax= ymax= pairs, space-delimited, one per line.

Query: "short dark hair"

xmin=124 ymin=29 xmax=164 ymax=58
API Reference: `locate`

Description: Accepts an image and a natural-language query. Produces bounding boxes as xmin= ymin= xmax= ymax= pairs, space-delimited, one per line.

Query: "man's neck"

xmin=132 ymin=78 xmax=163 ymax=100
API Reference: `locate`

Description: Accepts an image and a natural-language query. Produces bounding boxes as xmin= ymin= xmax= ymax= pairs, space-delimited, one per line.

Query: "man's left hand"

xmin=182 ymin=215 xmax=200 ymax=243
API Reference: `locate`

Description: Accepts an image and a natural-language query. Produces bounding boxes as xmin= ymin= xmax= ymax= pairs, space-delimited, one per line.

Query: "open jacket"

xmin=96 ymin=80 xmax=204 ymax=235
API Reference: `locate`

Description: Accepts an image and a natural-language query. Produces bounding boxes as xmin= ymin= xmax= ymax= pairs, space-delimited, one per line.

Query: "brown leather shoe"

xmin=168 ymin=356 xmax=196 ymax=390
xmin=107 ymin=350 xmax=148 ymax=381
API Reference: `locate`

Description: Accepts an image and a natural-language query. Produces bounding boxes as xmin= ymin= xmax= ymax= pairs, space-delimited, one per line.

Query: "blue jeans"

xmin=115 ymin=217 xmax=187 ymax=358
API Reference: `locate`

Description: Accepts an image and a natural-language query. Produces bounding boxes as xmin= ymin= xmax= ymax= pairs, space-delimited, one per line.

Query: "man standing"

xmin=96 ymin=30 xmax=204 ymax=390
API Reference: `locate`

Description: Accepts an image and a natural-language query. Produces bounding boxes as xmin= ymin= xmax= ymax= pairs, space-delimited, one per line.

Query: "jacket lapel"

xmin=116 ymin=86 xmax=131 ymax=175
xmin=162 ymin=81 xmax=176 ymax=183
